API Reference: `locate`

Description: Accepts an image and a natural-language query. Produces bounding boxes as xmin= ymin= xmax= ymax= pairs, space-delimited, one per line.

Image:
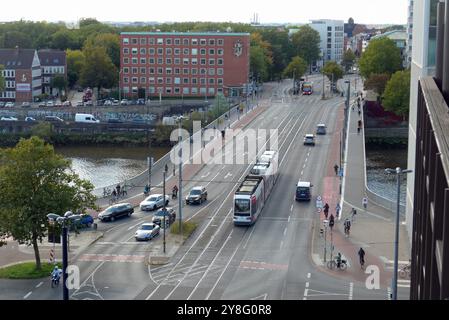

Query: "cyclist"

xmin=358 ymin=247 xmax=366 ymax=268
xmin=336 ymin=252 xmax=342 ymax=269
xmin=334 ymin=164 xmax=339 ymax=175
xmin=344 ymin=218 xmax=351 ymax=236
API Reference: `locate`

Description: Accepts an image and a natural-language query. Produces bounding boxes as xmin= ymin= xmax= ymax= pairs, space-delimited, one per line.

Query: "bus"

xmin=302 ymin=82 xmax=313 ymax=95
xmin=233 ymin=150 xmax=278 ymax=225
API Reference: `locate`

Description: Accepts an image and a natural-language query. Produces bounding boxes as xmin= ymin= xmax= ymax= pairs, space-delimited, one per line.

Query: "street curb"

xmin=0 ymin=260 xmax=37 ymax=270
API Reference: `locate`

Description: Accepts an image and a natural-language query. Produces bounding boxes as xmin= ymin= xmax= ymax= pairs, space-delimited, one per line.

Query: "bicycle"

xmin=327 ymin=258 xmax=347 ymax=271
xmin=103 ymin=187 xmax=112 ymax=198
xmin=399 ymin=263 xmax=411 ymax=279
xmin=359 ymin=257 xmax=365 ymax=269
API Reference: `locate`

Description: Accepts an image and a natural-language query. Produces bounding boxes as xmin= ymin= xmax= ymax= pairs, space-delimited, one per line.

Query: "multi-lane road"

xmin=2 ymin=76 xmax=407 ymax=300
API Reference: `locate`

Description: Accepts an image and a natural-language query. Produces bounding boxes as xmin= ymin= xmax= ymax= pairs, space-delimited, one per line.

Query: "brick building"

xmin=119 ymin=32 xmax=250 ymax=99
xmin=0 ymin=48 xmax=42 ymax=103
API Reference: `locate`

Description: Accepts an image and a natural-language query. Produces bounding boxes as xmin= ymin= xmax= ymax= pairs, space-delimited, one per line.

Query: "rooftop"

xmin=121 ymin=31 xmax=250 ymax=36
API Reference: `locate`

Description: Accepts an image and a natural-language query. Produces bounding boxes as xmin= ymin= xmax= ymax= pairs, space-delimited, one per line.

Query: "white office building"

xmin=309 ymin=19 xmax=345 ymax=67
xmin=406 ymin=0 xmax=414 ymax=67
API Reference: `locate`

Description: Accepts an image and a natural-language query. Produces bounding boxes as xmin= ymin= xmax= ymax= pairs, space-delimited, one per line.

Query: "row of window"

xmin=123 ymin=77 xmax=224 ymax=86
xmin=123 ymin=37 xmax=225 ymax=47
xmin=123 ymin=86 xmax=220 ymax=95
xmin=123 ymin=67 xmax=224 ymax=76
xmin=123 ymin=57 xmax=224 ymax=66
xmin=4 ymin=80 xmax=15 ymax=88
xmin=0 ymin=91 xmax=16 ymax=98
xmin=1 ymin=70 xmax=16 ymax=78
xmin=42 ymin=67 xmax=65 ymax=74
xmin=123 ymin=47 xmax=225 ymax=56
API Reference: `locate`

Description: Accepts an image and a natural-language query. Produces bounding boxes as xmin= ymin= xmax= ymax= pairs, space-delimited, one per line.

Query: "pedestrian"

xmin=351 ymin=207 xmax=357 ymax=222
xmin=335 ymin=203 xmax=341 ymax=218
xmin=116 ymin=184 xmax=121 ymax=197
xmin=344 ymin=218 xmax=351 ymax=237
xmin=351 ymin=104 xmax=354 ymax=112
xmin=358 ymin=247 xmax=366 ymax=269
xmin=362 ymin=197 xmax=368 ymax=210
xmin=323 ymin=203 xmax=329 ymax=219
xmin=334 ymin=164 xmax=339 ymax=175
xmin=112 ymin=189 xmax=117 ymax=199
xmin=329 ymin=214 xmax=335 ymax=230
xmin=358 ymin=109 xmax=361 ymax=117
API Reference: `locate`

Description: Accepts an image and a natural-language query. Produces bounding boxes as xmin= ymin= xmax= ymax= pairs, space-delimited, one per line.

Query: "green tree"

xmin=66 ymin=49 xmax=85 ymax=88
xmin=0 ymin=137 xmax=97 ymax=269
xmin=83 ymin=33 xmax=120 ymax=68
xmin=342 ymin=49 xmax=356 ymax=72
xmin=283 ymin=56 xmax=307 ymax=80
xmin=50 ymin=75 xmax=67 ymax=95
xmin=359 ymin=37 xmax=402 ymax=79
xmin=30 ymin=122 xmax=53 ymax=142
xmin=291 ymin=25 xmax=321 ymax=73
xmin=79 ymin=46 xmax=117 ymax=90
xmin=250 ymin=46 xmax=269 ymax=82
xmin=322 ymin=61 xmax=344 ymax=84
xmin=364 ymin=73 xmax=390 ymax=95
xmin=0 ymin=65 xmax=5 ymax=92
xmin=50 ymin=29 xmax=79 ymax=50
xmin=382 ymin=70 xmax=411 ymax=118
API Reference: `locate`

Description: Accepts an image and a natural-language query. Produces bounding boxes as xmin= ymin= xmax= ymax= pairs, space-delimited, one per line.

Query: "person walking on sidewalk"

xmin=323 ymin=203 xmax=330 ymax=219
xmin=334 ymin=164 xmax=339 ymax=176
xmin=357 ymin=119 xmax=362 ymax=135
xmin=344 ymin=218 xmax=351 ymax=237
xmin=351 ymin=207 xmax=357 ymax=222
xmin=335 ymin=203 xmax=341 ymax=218
xmin=358 ymin=247 xmax=366 ymax=269
xmin=362 ymin=197 xmax=368 ymax=210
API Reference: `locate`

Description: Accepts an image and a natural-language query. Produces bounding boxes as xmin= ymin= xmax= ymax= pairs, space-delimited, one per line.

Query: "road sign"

xmin=339 ymin=168 xmax=344 ymax=177
xmin=316 ymin=196 xmax=323 ymax=209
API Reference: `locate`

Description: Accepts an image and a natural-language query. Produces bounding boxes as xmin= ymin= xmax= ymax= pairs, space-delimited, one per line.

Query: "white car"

xmin=5 ymin=102 xmax=15 ymax=108
xmin=103 ymin=100 xmax=112 ymax=106
xmin=140 ymin=194 xmax=169 ymax=211
xmin=120 ymin=99 xmax=129 ymax=106
xmin=1 ymin=116 xmax=18 ymax=121
xmin=25 ymin=117 xmax=36 ymax=122
xmin=112 ymin=100 xmax=119 ymax=106
xmin=46 ymin=101 xmax=54 ymax=107
xmin=135 ymin=223 xmax=160 ymax=241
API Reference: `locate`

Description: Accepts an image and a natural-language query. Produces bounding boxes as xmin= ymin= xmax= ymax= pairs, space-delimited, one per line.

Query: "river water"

xmin=365 ymin=148 xmax=408 ymax=206
xmin=56 ymin=146 xmax=171 ymax=189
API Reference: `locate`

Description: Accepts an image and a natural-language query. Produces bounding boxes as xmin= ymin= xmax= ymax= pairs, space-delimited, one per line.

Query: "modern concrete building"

xmin=309 ymin=19 xmax=345 ymax=67
xmin=407 ymin=0 xmax=415 ymax=67
xmin=407 ymin=0 xmax=449 ymax=299
xmin=119 ymin=32 xmax=250 ymax=98
xmin=0 ymin=48 xmax=41 ymax=103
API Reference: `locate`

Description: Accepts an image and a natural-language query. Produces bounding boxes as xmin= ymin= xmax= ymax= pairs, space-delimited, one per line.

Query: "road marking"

xmin=290 ymin=205 xmax=293 ymax=212
xmin=23 ymin=292 xmax=32 ymax=299
xmin=349 ymin=282 xmax=354 ymax=300
xmin=36 ymin=282 xmax=43 ymax=288
xmin=187 ymin=230 xmax=234 ymax=299
xmin=251 ymin=293 xmax=268 ymax=300
xmin=280 ymin=240 xmax=284 ymax=249
xmin=303 ymin=288 xmax=308 ymax=300
xmin=300 ymin=170 xmax=303 ymax=176
xmin=307 ymin=273 xmax=311 ymax=279
xmin=303 ymin=164 xmax=306 ymax=169
xmin=243 ymin=222 xmax=257 ymax=249
xmin=288 ymin=215 xmax=291 ymax=222
xmin=283 ymin=228 xmax=287 ymax=236
xmin=387 ymin=287 xmax=392 ymax=300
xmin=201 ymin=171 xmax=210 ymax=178
xmin=224 ymin=172 xmax=232 ymax=179
xmin=127 ymin=221 xmax=143 ymax=231
xmin=305 ymin=282 xmax=309 ymax=288
xmin=304 ymin=157 xmax=308 ymax=162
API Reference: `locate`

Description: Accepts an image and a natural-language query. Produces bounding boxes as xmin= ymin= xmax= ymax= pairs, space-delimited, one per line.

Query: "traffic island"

xmin=0 ymin=261 xmax=62 ymax=279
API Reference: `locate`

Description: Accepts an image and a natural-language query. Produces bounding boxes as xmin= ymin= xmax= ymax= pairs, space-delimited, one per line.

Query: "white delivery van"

xmin=75 ymin=113 xmax=99 ymax=123
xmin=162 ymin=116 xmax=176 ymax=126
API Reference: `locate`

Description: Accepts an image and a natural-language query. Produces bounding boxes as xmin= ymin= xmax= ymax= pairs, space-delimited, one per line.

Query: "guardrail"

xmin=93 ymin=101 xmax=251 ymax=199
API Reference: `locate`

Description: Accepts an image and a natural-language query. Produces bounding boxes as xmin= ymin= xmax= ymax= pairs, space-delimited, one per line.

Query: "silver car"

xmin=135 ymin=223 xmax=160 ymax=241
xmin=140 ymin=194 xmax=169 ymax=211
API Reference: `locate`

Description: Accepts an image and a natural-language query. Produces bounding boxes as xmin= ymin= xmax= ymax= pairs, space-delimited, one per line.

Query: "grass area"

xmin=0 ymin=262 xmax=61 ymax=279
xmin=170 ymin=221 xmax=198 ymax=240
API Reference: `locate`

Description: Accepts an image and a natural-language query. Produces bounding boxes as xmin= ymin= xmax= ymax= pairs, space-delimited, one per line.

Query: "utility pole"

xmin=147 ymin=157 xmax=153 ymax=192
xmin=323 ymin=219 xmax=329 ymax=262
xmin=385 ymin=167 xmax=412 ymax=300
xmin=321 ymin=73 xmax=325 ymax=100
xmin=163 ymin=170 xmax=166 ymax=253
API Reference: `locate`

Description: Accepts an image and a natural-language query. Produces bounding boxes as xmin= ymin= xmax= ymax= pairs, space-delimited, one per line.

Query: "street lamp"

xmin=176 ymin=116 xmax=184 ymax=236
xmin=385 ymin=167 xmax=412 ymax=300
xmin=47 ymin=211 xmax=81 ymax=301
xmin=162 ymin=167 xmax=167 ymax=253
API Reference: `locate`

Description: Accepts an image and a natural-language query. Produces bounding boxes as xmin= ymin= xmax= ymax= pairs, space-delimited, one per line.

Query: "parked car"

xmin=0 ymin=102 xmax=5 ymax=108
xmin=107 ymin=118 xmax=123 ymax=123
xmin=135 ymin=223 xmax=160 ymax=241
xmin=25 ymin=117 xmax=36 ymax=122
xmin=186 ymin=186 xmax=208 ymax=205
xmin=316 ymin=124 xmax=326 ymax=135
xmin=44 ymin=116 xmax=64 ymax=123
xmin=84 ymin=100 xmax=93 ymax=107
xmin=46 ymin=101 xmax=54 ymax=107
xmin=54 ymin=102 xmax=63 ymax=107
xmin=152 ymin=207 xmax=176 ymax=227
xmin=21 ymin=102 xmax=31 ymax=108
xmin=137 ymin=98 xmax=145 ymax=105
xmin=38 ymin=102 xmax=46 ymax=107
xmin=303 ymin=134 xmax=316 ymax=146
xmin=120 ymin=99 xmax=129 ymax=106
xmin=98 ymin=203 xmax=134 ymax=222
xmin=140 ymin=194 xmax=169 ymax=211
xmin=112 ymin=100 xmax=119 ymax=106
xmin=62 ymin=101 xmax=72 ymax=107
xmin=75 ymin=113 xmax=99 ymax=123
xmin=132 ymin=117 xmax=146 ymax=124
xmin=103 ymin=100 xmax=112 ymax=106
xmin=71 ymin=214 xmax=94 ymax=229
xmin=5 ymin=102 xmax=15 ymax=108
xmin=1 ymin=116 xmax=18 ymax=121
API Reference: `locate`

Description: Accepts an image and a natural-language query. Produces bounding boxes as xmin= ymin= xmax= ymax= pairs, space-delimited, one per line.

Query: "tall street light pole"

xmin=163 ymin=169 xmax=167 ymax=253
xmin=385 ymin=167 xmax=412 ymax=300
xmin=178 ymin=117 xmax=183 ymax=236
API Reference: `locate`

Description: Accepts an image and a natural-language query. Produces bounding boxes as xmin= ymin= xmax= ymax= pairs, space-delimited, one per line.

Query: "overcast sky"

xmin=1 ymin=0 xmax=408 ymax=25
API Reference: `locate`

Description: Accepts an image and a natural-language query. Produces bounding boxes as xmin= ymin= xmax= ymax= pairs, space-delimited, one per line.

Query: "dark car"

xmin=45 ymin=116 xmax=64 ymax=123
xmin=98 ymin=203 xmax=134 ymax=222
xmin=316 ymin=124 xmax=326 ymax=135
xmin=152 ymin=207 xmax=176 ymax=227
xmin=137 ymin=98 xmax=146 ymax=105
xmin=186 ymin=186 xmax=208 ymax=205
xmin=108 ymin=118 xmax=123 ymax=123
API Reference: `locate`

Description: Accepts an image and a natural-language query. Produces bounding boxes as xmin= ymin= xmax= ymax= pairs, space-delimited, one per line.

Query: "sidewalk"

xmin=312 ymin=88 xmax=410 ymax=287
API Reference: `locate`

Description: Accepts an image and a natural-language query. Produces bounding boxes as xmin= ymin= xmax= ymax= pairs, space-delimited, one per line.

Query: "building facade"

xmin=407 ymin=0 xmax=415 ymax=67
xmin=408 ymin=0 xmax=449 ymax=299
xmin=0 ymin=48 xmax=41 ymax=103
xmin=309 ymin=19 xmax=344 ymax=67
xmin=37 ymin=49 xmax=67 ymax=96
xmin=119 ymin=32 xmax=250 ymax=98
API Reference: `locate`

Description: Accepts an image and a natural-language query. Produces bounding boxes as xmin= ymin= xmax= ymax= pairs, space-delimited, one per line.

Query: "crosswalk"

xmin=78 ymin=253 xmax=145 ymax=263
xmin=149 ymin=263 xmax=223 ymax=286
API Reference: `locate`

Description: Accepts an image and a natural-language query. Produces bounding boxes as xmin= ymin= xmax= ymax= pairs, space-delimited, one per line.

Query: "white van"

xmin=75 ymin=113 xmax=99 ymax=123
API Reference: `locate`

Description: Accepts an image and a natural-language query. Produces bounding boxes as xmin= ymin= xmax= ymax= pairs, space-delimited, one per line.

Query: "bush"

xmin=170 ymin=221 xmax=198 ymax=240
xmin=0 ymin=262 xmax=62 ymax=279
